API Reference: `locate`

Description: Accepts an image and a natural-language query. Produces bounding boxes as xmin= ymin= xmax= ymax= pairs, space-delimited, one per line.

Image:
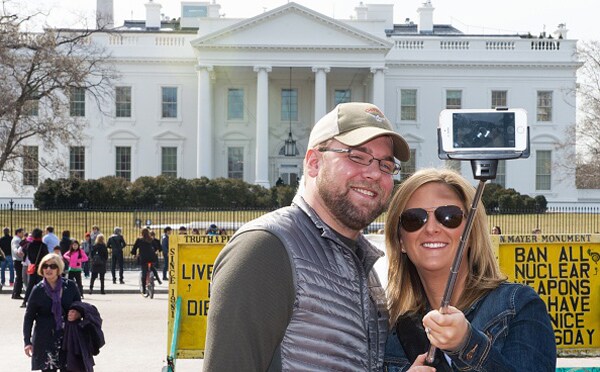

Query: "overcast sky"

xmin=12 ymin=0 xmax=598 ymax=41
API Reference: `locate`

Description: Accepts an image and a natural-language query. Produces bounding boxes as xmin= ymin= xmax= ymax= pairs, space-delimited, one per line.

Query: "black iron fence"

xmin=1 ymin=201 xmax=599 ymax=268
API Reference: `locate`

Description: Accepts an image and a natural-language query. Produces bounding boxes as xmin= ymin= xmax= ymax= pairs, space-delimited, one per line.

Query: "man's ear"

xmin=305 ymin=148 xmax=321 ymax=178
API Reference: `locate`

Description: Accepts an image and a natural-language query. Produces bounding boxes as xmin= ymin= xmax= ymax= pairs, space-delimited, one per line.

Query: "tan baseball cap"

xmin=308 ymin=102 xmax=410 ymax=161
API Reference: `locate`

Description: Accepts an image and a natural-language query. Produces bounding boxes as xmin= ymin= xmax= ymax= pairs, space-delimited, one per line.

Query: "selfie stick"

xmin=425 ymin=159 xmax=497 ymax=365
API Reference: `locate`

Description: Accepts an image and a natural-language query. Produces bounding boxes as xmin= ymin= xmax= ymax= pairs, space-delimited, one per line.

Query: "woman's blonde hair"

xmin=94 ymin=233 xmax=105 ymax=245
xmin=37 ymin=253 xmax=65 ymax=276
xmin=385 ymin=168 xmax=506 ymax=325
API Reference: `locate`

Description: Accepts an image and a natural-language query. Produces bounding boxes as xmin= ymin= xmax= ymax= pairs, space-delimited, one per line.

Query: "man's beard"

xmin=316 ymin=167 xmax=388 ymax=231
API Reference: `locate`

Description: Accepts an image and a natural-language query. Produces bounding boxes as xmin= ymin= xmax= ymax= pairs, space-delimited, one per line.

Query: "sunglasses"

xmin=42 ymin=263 xmax=59 ymax=270
xmin=400 ymin=205 xmax=465 ymax=232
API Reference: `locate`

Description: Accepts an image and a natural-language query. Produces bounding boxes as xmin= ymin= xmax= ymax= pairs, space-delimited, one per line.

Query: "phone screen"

xmin=452 ymin=112 xmax=515 ymax=149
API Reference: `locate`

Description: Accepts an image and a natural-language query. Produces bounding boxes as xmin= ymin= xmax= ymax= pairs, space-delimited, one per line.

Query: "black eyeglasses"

xmin=42 ymin=263 xmax=59 ymax=270
xmin=318 ymin=147 xmax=401 ymax=175
xmin=400 ymin=205 xmax=465 ymax=232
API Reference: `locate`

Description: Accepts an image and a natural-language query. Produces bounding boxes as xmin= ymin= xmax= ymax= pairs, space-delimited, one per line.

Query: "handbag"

xmin=27 ymin=247 xmax=43 ymax=275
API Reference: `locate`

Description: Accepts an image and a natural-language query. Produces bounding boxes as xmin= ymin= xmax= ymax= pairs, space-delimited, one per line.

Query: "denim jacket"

xmin=384 ymin=282 xmax=556 ymax=371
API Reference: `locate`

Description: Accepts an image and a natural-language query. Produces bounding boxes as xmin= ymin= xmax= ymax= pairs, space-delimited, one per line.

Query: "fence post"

xmin=9 ymin=199 xmax=14 ymax=233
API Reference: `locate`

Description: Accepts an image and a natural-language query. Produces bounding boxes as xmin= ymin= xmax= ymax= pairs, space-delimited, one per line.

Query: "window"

xmin=227 ymin=88 xmax=244 ymax=120
xmin=537 ymin=91 xmax=552 ymax=122
xmin=115 ymin=146 xmax=131 ymax=181
xmin=23 ymin=146 xmax=39 ymax=186
xmin=161 ymin=147 xmax=177 ymax=178
xmin=400 ymin=89 xmax=417 ymax=121
xmin=490 ymin=160 xmax=506 ymax=187
xmin=24 ymin=88 xmax=39 ymax=116
xmin=70 ymin=87 xmax=85 ymax=117
xmin=115 ymin=86 xmax=132 ymax=118
xmin=491 ymin=90 xmax=507 ymax=108
xmin=161 ymin=87 xmax=178 ymax=118
xmin=228 ymin=147 xmax=244 ymax=179
xmin=536 ymin=151 xmax=552 ymax=190
xmin=334 ymin=89 xmax=351 ymax=105
xmin=281 ymin=89 xmax=298 ymax=121
xmin=69 ymin=146 xmax=85 ymax=179
xmin=446 ymin=90 xmax=462 ymax=109
xmin=400 ymin=149 xmax=416 ymax=180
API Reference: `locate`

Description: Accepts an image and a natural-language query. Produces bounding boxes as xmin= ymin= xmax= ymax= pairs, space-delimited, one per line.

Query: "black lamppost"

xmin=284 ymin=67 xmax=297 ymax=157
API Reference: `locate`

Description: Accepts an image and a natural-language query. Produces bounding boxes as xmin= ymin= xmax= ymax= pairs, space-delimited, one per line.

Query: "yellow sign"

xmin=496 ymin=234 xmax=600 ymax=352
xmin=167 ymin=235 xmax=229 ymax=359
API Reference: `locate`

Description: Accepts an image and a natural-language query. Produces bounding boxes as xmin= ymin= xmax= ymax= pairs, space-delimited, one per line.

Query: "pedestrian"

xmin=107 ymin=227 xmax=126 ymax=284
xmin=19 ymin=232 xmax=32 ymax=289
xmin=131 ymin=228 xmax=162 ymax=295
xmin=383 ymin=168 xmax=556 ymax=371
xmin=89 ymin=234 xmax=108 ymax=295
xmin=23 ymin=253 xmax=82 ymax=371
xmin=81 ymin=232 xmax=92 ymax=278
xmin=203 ymin=102 xmax=410 ymax=370
xmin=58 ymin=230 xmax=72 ymax=275
xmin=205 ymin=224 xmax=219 ymax=236
xmin=178 ymin=226 xmax=187 ymax=235
xmin=42 ymin=225 xmax=60 ymax=252
xmin=491 ymin=225 xmax=502 ymax=234
xmin=63 ymin=240 xmax=88 ymax=298
xmin=90 ymin=225 xmax=101 ymax=246
xmin=0 ymin=226 xmax=14 ymax=287
xmin=11 ymin=227 xmax=25 ymax=299
xmin=21 ymin=228 xmax=50 ymax=308
xmin=161 ymin=226 xmax=172 ymax=281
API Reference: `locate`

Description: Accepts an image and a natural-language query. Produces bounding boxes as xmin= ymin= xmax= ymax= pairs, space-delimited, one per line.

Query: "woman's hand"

xmin=68 ymin=309 xmax=82 ymax=322
xmin=407 ymin=353 xmax=436 ymax=371
xmin=24 ymin=344 xmax=33 ymax=357
xmin=423 ymin=306 xmax=470 ymax=352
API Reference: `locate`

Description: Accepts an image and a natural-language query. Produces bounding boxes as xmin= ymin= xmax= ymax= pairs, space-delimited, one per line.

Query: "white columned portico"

xmin=196 ymin=64 xmax=213 ymax=178
xmin=371 ymin=67 xmax=386 ymax=112
xmin=312 ymin=66 xmax=330 ymax=121
xmin=254 ymin=66 xmax=272 ymax=188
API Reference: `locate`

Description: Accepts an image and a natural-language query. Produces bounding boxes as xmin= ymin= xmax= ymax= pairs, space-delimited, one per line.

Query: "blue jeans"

xmin=1 ymin=255 xmax=14 ymax=284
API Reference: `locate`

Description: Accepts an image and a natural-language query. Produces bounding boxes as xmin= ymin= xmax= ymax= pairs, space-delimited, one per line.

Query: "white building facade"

xmin=2 ymin=0 xmax=590 ymax=206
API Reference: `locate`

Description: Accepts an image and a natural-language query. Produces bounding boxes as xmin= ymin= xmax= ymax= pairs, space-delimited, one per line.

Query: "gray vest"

xmin=233 ymin=196 xmax=389 ymax=371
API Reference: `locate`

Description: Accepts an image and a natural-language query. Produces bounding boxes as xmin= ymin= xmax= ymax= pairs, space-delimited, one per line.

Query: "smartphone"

xmin=439 ymin=108 xmax=528 ymax=153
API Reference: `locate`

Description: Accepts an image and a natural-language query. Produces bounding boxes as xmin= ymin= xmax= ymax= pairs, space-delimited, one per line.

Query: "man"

xmin=11 ymin=228 xmax=24 ymax=299
xmin=21 ymin=228 xmax=50 ymax=307
xmin=0 ymin=227 xmax=13 ymax=287
xmin=90 ymin=225 xmax=101 ymax=244
xmin=204 ymin=102 xmax=410 ymax=371
xmin=178 ymin=226 xmax=187 ymax=235
xmin=42 ymin=225 xmax=59 ymax=252
xmin=107 ymin=227 xmax=127 ymax=284
xmin=161 ymin=226 xmax=172 ymax=280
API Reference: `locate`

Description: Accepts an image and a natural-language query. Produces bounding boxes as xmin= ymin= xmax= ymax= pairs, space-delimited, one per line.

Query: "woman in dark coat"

xmin=23 ymin=253 xmax=82 ymax=371
xmin=131 ymin=228 xmax=162 ymax=295
xmin=89 ymin=234 xmax=108 ymax=295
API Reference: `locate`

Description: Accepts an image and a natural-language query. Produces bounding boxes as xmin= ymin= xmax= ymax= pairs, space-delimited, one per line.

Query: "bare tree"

xmin=0 ymin=1 xmax=117 ymax=189
xmin=557 ymin=40 xmax=600 ymax=188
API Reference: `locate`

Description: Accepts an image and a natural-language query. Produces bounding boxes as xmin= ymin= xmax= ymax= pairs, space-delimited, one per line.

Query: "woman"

xmin=89 ymin=234 xmax=108 ymax=295
xmin=23 ymin=253 xmax=82 ymax=371
xmin=63 ymin=240 xmax=88 ymax=298
xmin=384 ymin=168 xmax=555 ymax=371
xmin=131 ymin=228 xmax=162 ymax=295
xmin=491 ymin=225 xmax=502 ymax=235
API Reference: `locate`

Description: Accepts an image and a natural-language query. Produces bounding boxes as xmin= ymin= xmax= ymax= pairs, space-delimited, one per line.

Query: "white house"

xmin=2 ymin=0 xmax=590 ymax=206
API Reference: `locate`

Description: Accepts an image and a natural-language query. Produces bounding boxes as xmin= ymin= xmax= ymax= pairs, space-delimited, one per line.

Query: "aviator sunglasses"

xmin=400 ymin=205 xmax=465 ymax=232
xmin=42 ymin=263 xmax=59 ymax=270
